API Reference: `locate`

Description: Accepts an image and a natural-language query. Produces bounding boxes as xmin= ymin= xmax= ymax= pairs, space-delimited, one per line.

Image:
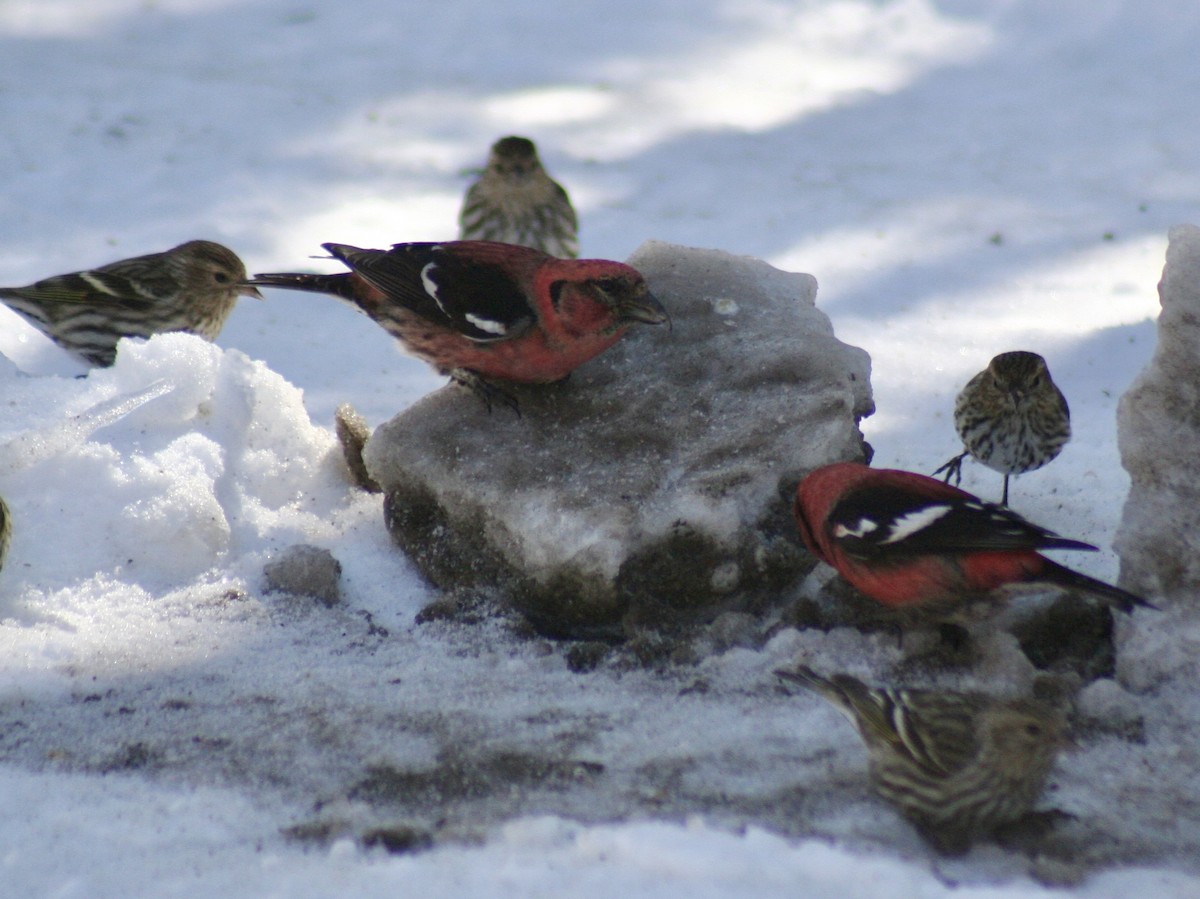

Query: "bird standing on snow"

xmin=776 ymin=665 xmax=1068 ymax=854
xmin=458 ymin=136 xmax=580 ymax=259
xmin=249 ymin=241 xmax=667 ymax=411
xmin=935 ymin=351 xmax=1070 ymax=505
xmin=0 ymin=240 xmax=261 ymax=367
xmin=793 ymin=462 xmax=1153 ymax=618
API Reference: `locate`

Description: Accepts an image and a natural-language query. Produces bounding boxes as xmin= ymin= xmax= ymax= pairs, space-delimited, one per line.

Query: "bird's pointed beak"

xmin=239 ymin=282 xmax=265 ymax=300
xmin=620 ymin=289 xmax=670 ymax=328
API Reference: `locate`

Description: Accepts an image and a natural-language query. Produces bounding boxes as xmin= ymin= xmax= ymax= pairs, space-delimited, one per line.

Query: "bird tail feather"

xmin=775 ymin=666 xmax=844 ymax=703
xmin=1043 ymin=560 xmax=1157 ymax=612
xmin=246 ymin=272 xmax=356 ymax=301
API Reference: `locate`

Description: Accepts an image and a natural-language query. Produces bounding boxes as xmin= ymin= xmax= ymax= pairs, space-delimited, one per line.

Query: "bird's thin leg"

xmin=450 ymin=369 xmax=521 ymax=417
xmin=1001 ymin=475 xmax=1010 ymax=506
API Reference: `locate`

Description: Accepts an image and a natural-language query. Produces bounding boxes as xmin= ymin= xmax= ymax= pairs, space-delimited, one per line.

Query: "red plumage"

xmin=249 ymin=241 xmax=668 ymax=408
xmin=793 ymin=462 xmax=1153 ymax=613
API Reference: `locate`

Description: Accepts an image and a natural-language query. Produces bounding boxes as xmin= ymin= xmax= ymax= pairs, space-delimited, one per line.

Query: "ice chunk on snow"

xmin=365 ymin=242 xmax=873 ymax=637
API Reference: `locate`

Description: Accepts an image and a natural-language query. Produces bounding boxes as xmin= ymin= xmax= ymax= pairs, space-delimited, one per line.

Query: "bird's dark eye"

xmin=549 ymin=280 xmax=565 ymax=310
xmin=214 ymin=272 xmax=231 ymax=284
xmin=1024 ymin=723 xmax=1043 ymax=737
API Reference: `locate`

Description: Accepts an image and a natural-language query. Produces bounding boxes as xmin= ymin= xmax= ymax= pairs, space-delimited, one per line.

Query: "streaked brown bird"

xmin=458 ymin=136 xmax=579 ymax=258
xmin=0 ymin=240 xmax=261 ymax=367
xmin=776 ymin=665 xmax=1068 ymax=854
xmin=935 ymin=351 xmax=1070 ymax=505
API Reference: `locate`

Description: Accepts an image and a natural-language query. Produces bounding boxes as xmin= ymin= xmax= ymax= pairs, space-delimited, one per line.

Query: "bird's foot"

xmin=932 ymin=452 xmax=968 ymax=486
xmin=450 ymin=369 xmax=521 ymax=416
xmin=993 ymin=808 xmax=1077 ymax=853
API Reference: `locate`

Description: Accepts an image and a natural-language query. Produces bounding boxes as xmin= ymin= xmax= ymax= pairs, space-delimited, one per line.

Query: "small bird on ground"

xmin=775 ymin=665 xmax=1068 ymax=854
xmin=934 ymin=351 xmax=1070 ymax=505
xmin=0 ymin=240 xmax=261 ymax=367
xmin=793 ymin=462 xmax=1153 ymax=618
xmin=248 ymin=240 xmax=667 ymax=411
xmin=458 ymin=136 xmax=579 ymax=258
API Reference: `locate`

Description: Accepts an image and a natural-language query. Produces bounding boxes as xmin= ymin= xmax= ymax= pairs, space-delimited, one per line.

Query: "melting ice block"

xmin=365 ymin=241 xmax=873 ymax=637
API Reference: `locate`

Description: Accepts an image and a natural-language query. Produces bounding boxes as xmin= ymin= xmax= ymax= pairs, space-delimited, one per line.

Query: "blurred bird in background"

xmin=459 ymin=136 xmax=580 ymax=259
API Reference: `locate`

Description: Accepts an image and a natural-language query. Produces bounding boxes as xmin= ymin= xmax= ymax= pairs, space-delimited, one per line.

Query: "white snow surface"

xmin=0 ymin=0 xmax=1192 ymax=895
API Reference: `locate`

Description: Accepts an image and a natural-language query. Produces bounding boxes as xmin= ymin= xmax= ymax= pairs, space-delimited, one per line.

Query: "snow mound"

xmin=0 ymin=333 xmax=360 ymax=672
xmin=1116 ymin=223 xmax=1200 ymax=606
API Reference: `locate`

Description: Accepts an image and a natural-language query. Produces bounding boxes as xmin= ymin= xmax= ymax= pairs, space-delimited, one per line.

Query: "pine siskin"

xmin=776 ymin=665 xmax=1067 ymax=854
xmin=0 ymin=240 xmax=262 ymax=367
xmin=458 ymin=136 xmax=580 ymax=258
xmin=935 ymin=351 xmax=1070 ymax=505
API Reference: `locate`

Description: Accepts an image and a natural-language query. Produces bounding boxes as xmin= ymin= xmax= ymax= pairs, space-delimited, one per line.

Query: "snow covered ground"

xmin=0 ymin=0 xmax=1194 ymax=895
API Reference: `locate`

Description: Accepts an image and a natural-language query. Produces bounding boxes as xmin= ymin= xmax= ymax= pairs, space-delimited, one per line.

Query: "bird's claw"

xmin=932 ymin=452 xmax=968 ymax=486
xmin=451 ymin=369 xmax=521 ymax=417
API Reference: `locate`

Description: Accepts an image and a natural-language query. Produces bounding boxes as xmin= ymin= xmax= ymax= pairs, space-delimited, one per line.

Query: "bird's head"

xmin=174 ymin=240 xmax=263 ymax=300
xmin=980 ymin=699 xmax=1067 ymax=781
xmin=987 ymin=350 xmax=1051 ymax=403
xmin=548 ymin=263 xmax=669 ymax=336
xmin=488 ymin=135 xmax=543 ymax=179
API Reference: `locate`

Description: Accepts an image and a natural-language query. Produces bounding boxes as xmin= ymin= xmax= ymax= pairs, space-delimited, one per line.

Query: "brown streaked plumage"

xmin=935 ymin=351 xmax=1070 ymax=505
xmin=776 ymin=665 xmax=1067 ymax=854
xmin=458 ymin=136 xmax=579 ymax=258
xmin=0 ymin=240 xmax=261 ymax=367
